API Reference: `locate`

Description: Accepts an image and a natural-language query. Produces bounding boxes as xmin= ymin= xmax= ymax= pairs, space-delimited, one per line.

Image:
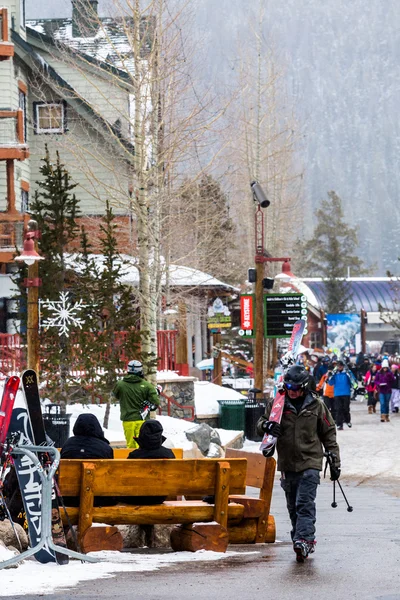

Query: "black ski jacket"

xmin=124 ymin=420 xmax=175 ymax=505
xmin=60 ymin=413 xmax=114 ymax=459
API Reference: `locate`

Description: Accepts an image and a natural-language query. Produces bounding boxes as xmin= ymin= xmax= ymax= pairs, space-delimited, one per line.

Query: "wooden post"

xmin=213 ymin=461 xmax=230 ymax=529
xmin=27 ymin=260 xmax=40 ymax=375
xmin=176 ymin=301 xmax=188 ymax=365
xmin=213 ymin=330 xmax=222 ymax=386
xmin=6 ymin=159 xmax=16 ymax=213
xmin=254 ymin=261 xmax=264 ymax=390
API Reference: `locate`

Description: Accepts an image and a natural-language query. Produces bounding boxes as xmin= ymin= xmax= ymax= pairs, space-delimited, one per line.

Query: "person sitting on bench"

xmin=124 ymin=420 xmax=175 ymax=505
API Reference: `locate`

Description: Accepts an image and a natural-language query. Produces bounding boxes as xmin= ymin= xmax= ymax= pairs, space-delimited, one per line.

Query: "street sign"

xmin=239 ymin=294 xmax=255 ymax=338
xmin=264 ymin=293 xmax=308 ymax=338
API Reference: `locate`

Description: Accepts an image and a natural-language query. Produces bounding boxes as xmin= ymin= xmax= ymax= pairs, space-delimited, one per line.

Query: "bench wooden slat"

xmin=58 ymin=458 xmax=247 ymax=497
xmin=61 ymin=500 xmax=245 ymax=526
xmin=113 ymin=448 xmax=183 ymax=459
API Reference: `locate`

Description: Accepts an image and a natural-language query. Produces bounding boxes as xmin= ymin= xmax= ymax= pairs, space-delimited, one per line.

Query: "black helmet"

xmin=284 ymin=365 xmax=309 ymax=390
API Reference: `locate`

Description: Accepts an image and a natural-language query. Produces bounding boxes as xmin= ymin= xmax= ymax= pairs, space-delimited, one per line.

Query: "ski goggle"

xmin=284 ymin=382 xmax=304 ymax=391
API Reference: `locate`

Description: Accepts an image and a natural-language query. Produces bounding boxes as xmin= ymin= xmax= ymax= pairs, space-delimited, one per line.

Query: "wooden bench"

xmin=225 ymin=449 xmax=276 ymax=544
xmin=58 ymin=458 xmax=247 ymax=553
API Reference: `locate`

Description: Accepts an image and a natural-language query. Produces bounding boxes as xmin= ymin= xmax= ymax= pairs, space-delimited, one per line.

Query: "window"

xmin=33 ymin=101 xmax=66 ymax=135
xmin=18 ymin=82 xmax=27 ymax=142
xmin=21 ymin=181 xmax=29 ymax=213
xmin=20 ymin=0 xmax=25 ymax=28
xmin=21 ymin=189 xmax=29 ymax=213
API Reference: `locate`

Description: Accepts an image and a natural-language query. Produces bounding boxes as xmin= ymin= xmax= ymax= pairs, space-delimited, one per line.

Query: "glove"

xmin=330 ymin=466 xmax=341 ymax=481
xmin=261 ymin=420 xmax=282 ymax=438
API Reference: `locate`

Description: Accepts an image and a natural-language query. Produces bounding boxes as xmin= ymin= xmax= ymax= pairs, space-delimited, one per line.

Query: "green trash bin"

xmin=218 ymin=400 xmax=246 ymax=431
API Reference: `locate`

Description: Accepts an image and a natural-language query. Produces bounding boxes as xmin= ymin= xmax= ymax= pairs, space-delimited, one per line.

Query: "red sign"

xmin=240 ymin=295 xmax=254 ymax=336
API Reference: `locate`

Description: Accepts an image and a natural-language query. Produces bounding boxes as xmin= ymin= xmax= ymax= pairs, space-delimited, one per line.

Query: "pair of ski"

xmin=0 ymin=371 xmax=68 ymax=564
xmin=259 ymin=319 xmax=306 ymax=454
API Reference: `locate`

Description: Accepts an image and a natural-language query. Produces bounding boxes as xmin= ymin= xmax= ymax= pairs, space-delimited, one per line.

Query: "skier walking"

xmin=113 ymin=360 xmax=160 ymax=448
xmin=328 ymin=360 xmax=356 ymax=430
xmin=374 ymin=359 xmax=395 ymax=422
xmin=257 ymin=365 xmax=340 ymax=562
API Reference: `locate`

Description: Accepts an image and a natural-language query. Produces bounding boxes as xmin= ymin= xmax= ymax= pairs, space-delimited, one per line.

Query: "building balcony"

xmin=0 ymin=214 xmax=30 ymax=263
xmin=0 ymin=110 xmax=29 ymax=160
xmin=0 ymin=9 xmax=14 ymax=61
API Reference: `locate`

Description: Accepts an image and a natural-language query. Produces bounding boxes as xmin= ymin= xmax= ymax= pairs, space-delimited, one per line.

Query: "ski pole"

xmin=336 ymin=479 xmax=353 ymax=512
xmin=331 ymin=480 xmax=337 ymax=508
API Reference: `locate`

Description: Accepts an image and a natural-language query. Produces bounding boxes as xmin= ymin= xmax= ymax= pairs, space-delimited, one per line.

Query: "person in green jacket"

xmin=257 ymin=364 xmax=341 ymax=563
xmin=113 ymin=360 xmax=160 ymax=448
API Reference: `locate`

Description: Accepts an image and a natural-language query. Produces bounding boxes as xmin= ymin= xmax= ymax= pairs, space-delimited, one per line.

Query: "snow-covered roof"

xmin=65 ymin=253 xmax=239 ymax=291
xmin=26 ymin=15 xmax=150 ymax=73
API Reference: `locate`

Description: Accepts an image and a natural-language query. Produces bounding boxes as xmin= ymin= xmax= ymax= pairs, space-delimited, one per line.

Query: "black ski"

xmin=22 ymin=369 xmax=69 ymax=565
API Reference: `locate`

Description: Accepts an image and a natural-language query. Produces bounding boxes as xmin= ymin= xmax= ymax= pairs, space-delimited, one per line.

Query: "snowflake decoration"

xmin=39 ymin=292 xmax=89 ymax=337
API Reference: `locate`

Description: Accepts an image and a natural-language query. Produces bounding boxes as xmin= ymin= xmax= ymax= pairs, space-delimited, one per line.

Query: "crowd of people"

xmin=304 ymin=351 xmax=400 ymax=425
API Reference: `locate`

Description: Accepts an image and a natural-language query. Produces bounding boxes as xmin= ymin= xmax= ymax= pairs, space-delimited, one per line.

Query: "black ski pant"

xmin=334 ymin=395 xmax=351 ymax=427
xmin=280 ymin=469 xmax=320 ymax=542
xmin=367 ymin=391 xmax=377 ymax=408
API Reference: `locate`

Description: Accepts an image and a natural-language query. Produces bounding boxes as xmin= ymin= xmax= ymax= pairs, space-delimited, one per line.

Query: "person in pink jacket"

xmin=364 ymin=364 xmax=378 ymax=414
xmin=374 ymin=359 xmax=395 ymax=422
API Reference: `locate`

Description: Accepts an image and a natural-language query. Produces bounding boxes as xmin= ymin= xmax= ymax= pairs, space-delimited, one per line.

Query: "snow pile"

xmin=0 ymin=550 xmax=257 ymax=595
xmin=194 ymin=381 xmax=245 ymax=416
xmin=156 ymin=370 xmax=187 ymax=381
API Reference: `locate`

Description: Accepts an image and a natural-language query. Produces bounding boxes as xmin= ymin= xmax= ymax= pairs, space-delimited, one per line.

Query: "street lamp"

xmin=15 ymin=220 xmax=44 ymax=374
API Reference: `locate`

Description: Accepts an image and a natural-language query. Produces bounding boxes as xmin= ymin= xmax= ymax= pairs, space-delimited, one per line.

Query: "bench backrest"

xmin=58 ymin=458 xmax=247 ymax=498
xmin=225 ymin=448 xmax=275 ymax=511
xmin=112 ymin=448 xmax=183 ymax=459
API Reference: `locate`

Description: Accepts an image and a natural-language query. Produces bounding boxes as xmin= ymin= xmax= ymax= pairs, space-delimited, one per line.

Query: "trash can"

xmin=43 ymin=405 xmax=72 ymax=447
xmin=217 ymin=400 xmax=246 ymax=431
xmin=245 ymin=400 xmax=266 ymax=441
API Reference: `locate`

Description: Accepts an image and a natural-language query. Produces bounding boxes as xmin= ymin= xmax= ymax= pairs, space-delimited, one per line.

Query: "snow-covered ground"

xmin=0 ymin=548 xmax=257 ymax=595
xmin=1 ymin=385 xmax=398 ymax=594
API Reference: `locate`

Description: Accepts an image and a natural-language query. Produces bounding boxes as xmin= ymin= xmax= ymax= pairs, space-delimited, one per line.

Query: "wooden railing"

xmin=0 ymin=110 xmax=28 ymax=159
xmin=0 ymin=9 xmax=14 ymax=61
xmin=0 ymin=329 xmax=183 ymax=377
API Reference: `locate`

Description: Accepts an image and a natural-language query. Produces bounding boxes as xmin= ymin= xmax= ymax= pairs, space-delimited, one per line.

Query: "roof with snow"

xmin=301 ymin=278 xmax=399 ymax=312
xmin=27 ymin=15 xmax=153 ymax=72
xmin=66 ymin=253 xmax=239 ymax=291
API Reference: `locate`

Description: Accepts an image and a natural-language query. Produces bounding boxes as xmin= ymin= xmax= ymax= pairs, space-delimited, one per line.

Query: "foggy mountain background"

xmin=26 ymin=0 xmax=400 ymax=274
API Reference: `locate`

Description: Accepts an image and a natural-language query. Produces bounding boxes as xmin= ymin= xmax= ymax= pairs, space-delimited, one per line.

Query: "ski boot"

xmin=293 ymin=539 xmax=316 ymax=563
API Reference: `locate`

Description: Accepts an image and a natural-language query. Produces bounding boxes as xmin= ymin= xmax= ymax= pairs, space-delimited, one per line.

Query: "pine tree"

xmin=292 ymin=191 xmax=367 ymax=313
xmin=20 ymin=147 xmax=81 ymax=407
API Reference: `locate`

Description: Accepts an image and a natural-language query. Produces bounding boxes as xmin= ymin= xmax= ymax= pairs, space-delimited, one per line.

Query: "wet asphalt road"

xmin=9 ymin=477 xmax=400 ymax=600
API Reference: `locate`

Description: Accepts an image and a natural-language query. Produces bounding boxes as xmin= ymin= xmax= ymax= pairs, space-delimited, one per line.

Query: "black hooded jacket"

xmin=125 ymin=420 xmax=174 ymax=505
xmin=61 ymin=414 xmax=114 ymax=459
xmin=128 ymin=420 xmax=175 ymax=460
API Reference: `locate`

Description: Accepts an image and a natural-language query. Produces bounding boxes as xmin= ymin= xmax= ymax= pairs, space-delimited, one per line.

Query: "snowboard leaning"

xmin=260 ymin=319 xmax=306 ymax=454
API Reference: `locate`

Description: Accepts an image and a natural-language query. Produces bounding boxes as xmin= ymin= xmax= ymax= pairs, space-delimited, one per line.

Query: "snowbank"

xmin=194 ymin=381 xmax=245 ymax=416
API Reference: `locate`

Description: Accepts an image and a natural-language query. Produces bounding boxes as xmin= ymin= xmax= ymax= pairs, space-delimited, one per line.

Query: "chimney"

xmin=72 ymin=0 xmax=99 ymax=38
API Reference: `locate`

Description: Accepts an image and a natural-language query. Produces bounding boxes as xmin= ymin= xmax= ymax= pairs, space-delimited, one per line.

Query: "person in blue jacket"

xmin=328 ymin=360 xmax=356 ymax=430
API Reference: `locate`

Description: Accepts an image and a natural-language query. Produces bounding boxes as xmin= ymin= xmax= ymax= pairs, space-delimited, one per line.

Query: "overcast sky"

xmin=26 ymin=0 xmax=123 ymax=19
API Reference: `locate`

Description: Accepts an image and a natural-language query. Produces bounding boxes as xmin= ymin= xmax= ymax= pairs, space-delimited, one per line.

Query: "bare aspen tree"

xmin=27 ymin=0 xmax=230 ymax=378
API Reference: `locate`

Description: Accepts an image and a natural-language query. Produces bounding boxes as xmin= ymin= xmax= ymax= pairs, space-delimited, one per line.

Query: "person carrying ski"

xmin=374 ymin=359 xmax=395 ymax=422
xmin=113 ymin=360 xmax=160 ymax=448
xmin=328 ymin=360 xmax=357 ymax=430
xmin=257 ymin=365 xmax=340 ymax=562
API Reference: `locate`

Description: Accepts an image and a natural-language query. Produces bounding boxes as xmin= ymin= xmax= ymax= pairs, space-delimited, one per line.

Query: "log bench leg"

xmin=170 ymin=523 xmax=229 ymax=553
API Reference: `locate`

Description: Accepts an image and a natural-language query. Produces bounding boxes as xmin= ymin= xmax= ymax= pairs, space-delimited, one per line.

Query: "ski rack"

xmin=0 ymin=444 xmax=98 ymax=570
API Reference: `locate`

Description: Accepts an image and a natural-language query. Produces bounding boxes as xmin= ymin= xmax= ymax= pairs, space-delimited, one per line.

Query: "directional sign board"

xmin=264 ymin=293 xmax=308 ymax=338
